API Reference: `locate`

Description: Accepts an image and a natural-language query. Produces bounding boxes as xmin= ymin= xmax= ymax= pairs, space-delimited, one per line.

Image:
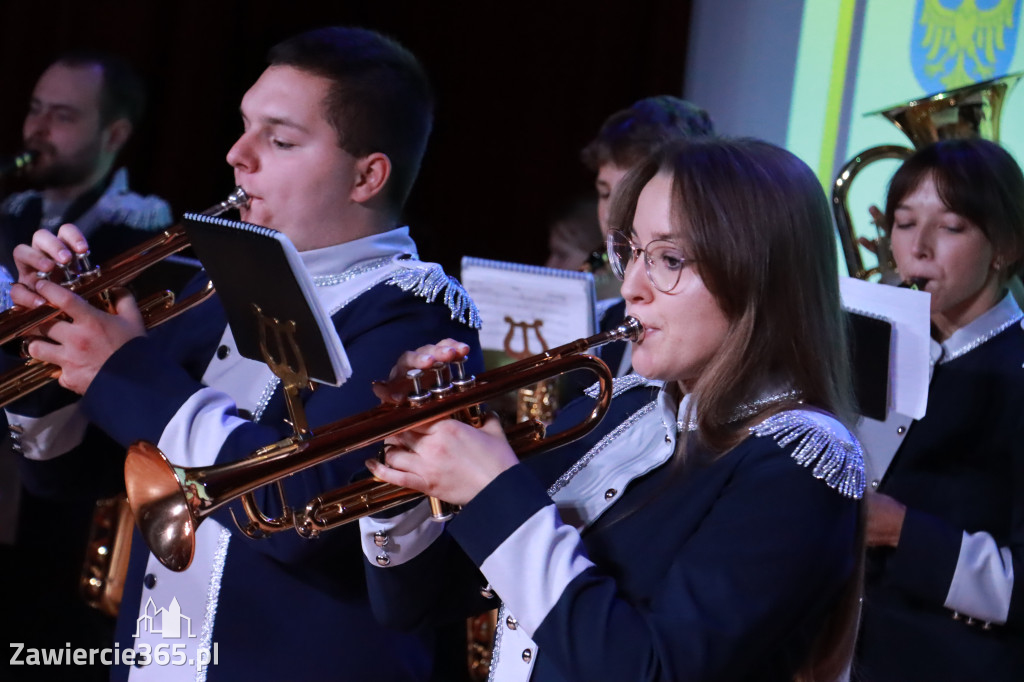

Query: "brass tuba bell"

xmin=833 ymin=71 xmax=1022 ymax=281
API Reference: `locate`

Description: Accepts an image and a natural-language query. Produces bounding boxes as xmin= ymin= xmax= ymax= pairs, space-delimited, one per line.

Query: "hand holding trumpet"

xmin=9 ymin=224 xmax=145 ymax=394
xmin=367 ymin=339 xmax=519 ymax=507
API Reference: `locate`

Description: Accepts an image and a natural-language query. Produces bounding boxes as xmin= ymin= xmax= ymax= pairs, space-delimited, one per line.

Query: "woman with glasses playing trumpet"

xmin=361 ymin=137 xmax=866 ymax=682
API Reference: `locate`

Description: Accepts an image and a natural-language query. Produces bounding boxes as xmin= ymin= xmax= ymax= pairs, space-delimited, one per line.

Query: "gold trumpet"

xmin=0 ymin=187 xmax=249 ymax=406
xmin=125 ymin=317 xmax=644 ymax=572
xmin=833 ymin=72 xmax=1021 ymax=281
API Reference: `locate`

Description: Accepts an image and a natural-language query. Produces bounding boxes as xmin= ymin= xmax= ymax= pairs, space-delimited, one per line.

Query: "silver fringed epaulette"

xmin=1 ymin=190 xmax=39 ymax=217
xmin=583 ymin=372 xmax=652 ymax=399
xmin=0 ymin=267 xmax=12 ymax=311
xmin=750 ymin=411 xmax=865 ymax=499
xmin=93 ymin=191 xmax=173 ymax=232
xmin=386 ymin=262 xmax=482 ymax=329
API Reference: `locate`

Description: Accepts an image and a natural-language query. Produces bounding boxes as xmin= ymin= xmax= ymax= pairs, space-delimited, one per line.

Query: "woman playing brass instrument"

xmin=854 ymin=139 xmax=1024 ymax=681
xmin=362 ymin=137 xmax=865 ymax=681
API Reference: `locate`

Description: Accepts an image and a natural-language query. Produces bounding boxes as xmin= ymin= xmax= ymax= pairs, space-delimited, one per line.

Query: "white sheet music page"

xmin=460 ymin=257 xmax=596 ymax=357
xmin=840 ymin=276 xmax=931 ymax=419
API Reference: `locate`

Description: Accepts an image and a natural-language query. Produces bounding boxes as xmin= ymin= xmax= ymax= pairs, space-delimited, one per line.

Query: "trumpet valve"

xmin=450 ymin=358 xmax=475 ymax=390
xmin=428 ymin=497 xmax=457 ymax=522
xmin=58 ymin=262 xmax=77 ymax=283
xmin=429 ymin=362 xmax=453 ymax=398
xmin=406 ymin=369 xmax=431 ymax=405
xmin=75 ymin=250 xmax=94 ymax=273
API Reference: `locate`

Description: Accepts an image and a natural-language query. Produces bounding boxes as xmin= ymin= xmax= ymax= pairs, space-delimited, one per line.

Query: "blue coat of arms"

xmin=912 ymin=0 xmax=1021 ymax=92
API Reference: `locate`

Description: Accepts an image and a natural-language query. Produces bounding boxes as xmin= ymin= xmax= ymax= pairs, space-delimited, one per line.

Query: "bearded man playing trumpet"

xmin=5 ymin=26 xmax=480 ymax=682
xmin=0 ymin=51 xmax=178 ymax=680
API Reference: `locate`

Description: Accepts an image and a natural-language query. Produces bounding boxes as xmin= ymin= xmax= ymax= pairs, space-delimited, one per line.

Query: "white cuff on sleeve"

xmin=360 ymin=499 xmax=443 ymax=567
xmin=945 ymin=529 xmax=1014 ymax=624
xmin=6 ymin=403 xmax=88 ymax=461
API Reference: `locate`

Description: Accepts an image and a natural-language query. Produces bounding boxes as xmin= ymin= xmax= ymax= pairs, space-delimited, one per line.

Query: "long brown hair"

xmin=610 ymin=138 xmax=861 ymax=681
xmin=610 ymin=137 xmax=855 ymax=450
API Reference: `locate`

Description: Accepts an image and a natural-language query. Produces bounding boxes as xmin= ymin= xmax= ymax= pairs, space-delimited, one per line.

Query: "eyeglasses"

xmin=606 ymin=229 xmax=691 ymax=293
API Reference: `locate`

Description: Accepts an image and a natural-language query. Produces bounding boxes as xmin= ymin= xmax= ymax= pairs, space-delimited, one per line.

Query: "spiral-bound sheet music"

xmin=183 ymin=213 xmax=352 ymax=387
xmin=840 ymin=276 xmax=931 ymax=419
xmin=460 ymin=257 xmax=596 ymax=356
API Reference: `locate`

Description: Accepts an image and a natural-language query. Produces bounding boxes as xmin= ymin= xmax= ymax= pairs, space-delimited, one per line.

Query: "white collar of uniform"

xmin=933 ymin=290 xmax=1023 ymax=364
xmin=671 ymin=380 xmax=802 ymax=432
xmin=299 ymin=225 xmax=417 ymax=278
xmin=551 ymin=381 xmax=800 ymax=529
xmin=548 ymin=377 xmax=669 ymax=527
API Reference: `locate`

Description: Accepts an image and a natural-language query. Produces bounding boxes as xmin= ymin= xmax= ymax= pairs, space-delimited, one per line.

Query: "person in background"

xmin=360 ymin=137 xmax=865 ymax=682
xmin=544 ymin=198 xmax=601 ymax=271
xmin=0 ymin=51 xmax=173 ymax=282
xmin=580 ymin=95 xmax=713 ymax=377
xmin=854 ymin=138 xmax=1024 ymax=681
xmin=0 ymin=51 xmax=173 ymax=682
xmin=543 ymin=197 xmax=619 ymax=300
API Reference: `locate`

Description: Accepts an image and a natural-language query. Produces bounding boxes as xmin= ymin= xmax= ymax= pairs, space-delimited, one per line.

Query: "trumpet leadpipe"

xmin=201 ymin=186 xmax=250 ymax=217
xmin=0 ymin=188 xmax=250 ymax=407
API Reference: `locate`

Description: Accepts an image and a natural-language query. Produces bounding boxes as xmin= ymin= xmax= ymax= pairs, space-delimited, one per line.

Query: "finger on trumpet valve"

xmin=58 ymin=262 xmax=77 ymax=283
xmin=448 ymin=358 xmax=485 ymax=425
xmin=75 ymin=250 xmax=93 ymax=273
xmin=450 ymin=357 xmax=475 ymax=390
xmin=406 ymin=368 xmax=430 ymax=405
xmin=428 ymin=361 xmax=453 ymax=397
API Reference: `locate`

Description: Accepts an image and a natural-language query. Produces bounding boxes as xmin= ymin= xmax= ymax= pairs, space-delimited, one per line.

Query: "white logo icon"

xmin=133 ymin=597 xmax=195 ymax=639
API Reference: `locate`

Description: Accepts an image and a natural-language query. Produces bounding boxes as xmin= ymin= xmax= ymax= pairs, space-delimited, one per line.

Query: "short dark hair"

xmin=609 ymin=138 xmax=853 ymax=449
xmin=581 ymin=96 xmax=714 ymax=171
xmin=268 ymin=26 xmax=434 ymax=211
xmin=885 ymin=138 xmax=1024 ymax=280
xmin=53 ymin=51 xmax=146 ymax=128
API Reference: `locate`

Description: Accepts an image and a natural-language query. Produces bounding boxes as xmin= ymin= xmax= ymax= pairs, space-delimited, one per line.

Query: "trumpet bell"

xmin=870 ymin=71 xmax=1022 ymax=147
xmin=124 ymin=442 xmax=197 ymax=572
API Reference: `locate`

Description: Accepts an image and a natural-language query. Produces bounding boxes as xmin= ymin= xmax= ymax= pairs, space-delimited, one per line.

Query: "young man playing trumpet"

xmin=7 ymin=27 xmax=480 ymax=682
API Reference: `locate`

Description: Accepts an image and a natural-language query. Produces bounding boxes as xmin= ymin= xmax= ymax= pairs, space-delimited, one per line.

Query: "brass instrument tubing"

xmin=0 ymin=188 xmax=248 ymax=407
xmin=126 ymin=317 xmax=643 ymax=571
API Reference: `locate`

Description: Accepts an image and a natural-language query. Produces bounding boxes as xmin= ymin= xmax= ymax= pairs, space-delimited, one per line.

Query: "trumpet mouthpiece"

xmin=202 ymin=187 xmax=251 ymax=217
xmin=902 ymin=277 xmax=928 ymax=290
xmin=618 ymin=316 xmax=645 ymax=343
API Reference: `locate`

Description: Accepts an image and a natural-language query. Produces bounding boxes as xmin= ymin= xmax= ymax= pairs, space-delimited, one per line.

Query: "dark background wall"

xmin=685 ymin=0 xmax=803 ymax=147
xmin=0 ymin=0 xmax=693 ymax=275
